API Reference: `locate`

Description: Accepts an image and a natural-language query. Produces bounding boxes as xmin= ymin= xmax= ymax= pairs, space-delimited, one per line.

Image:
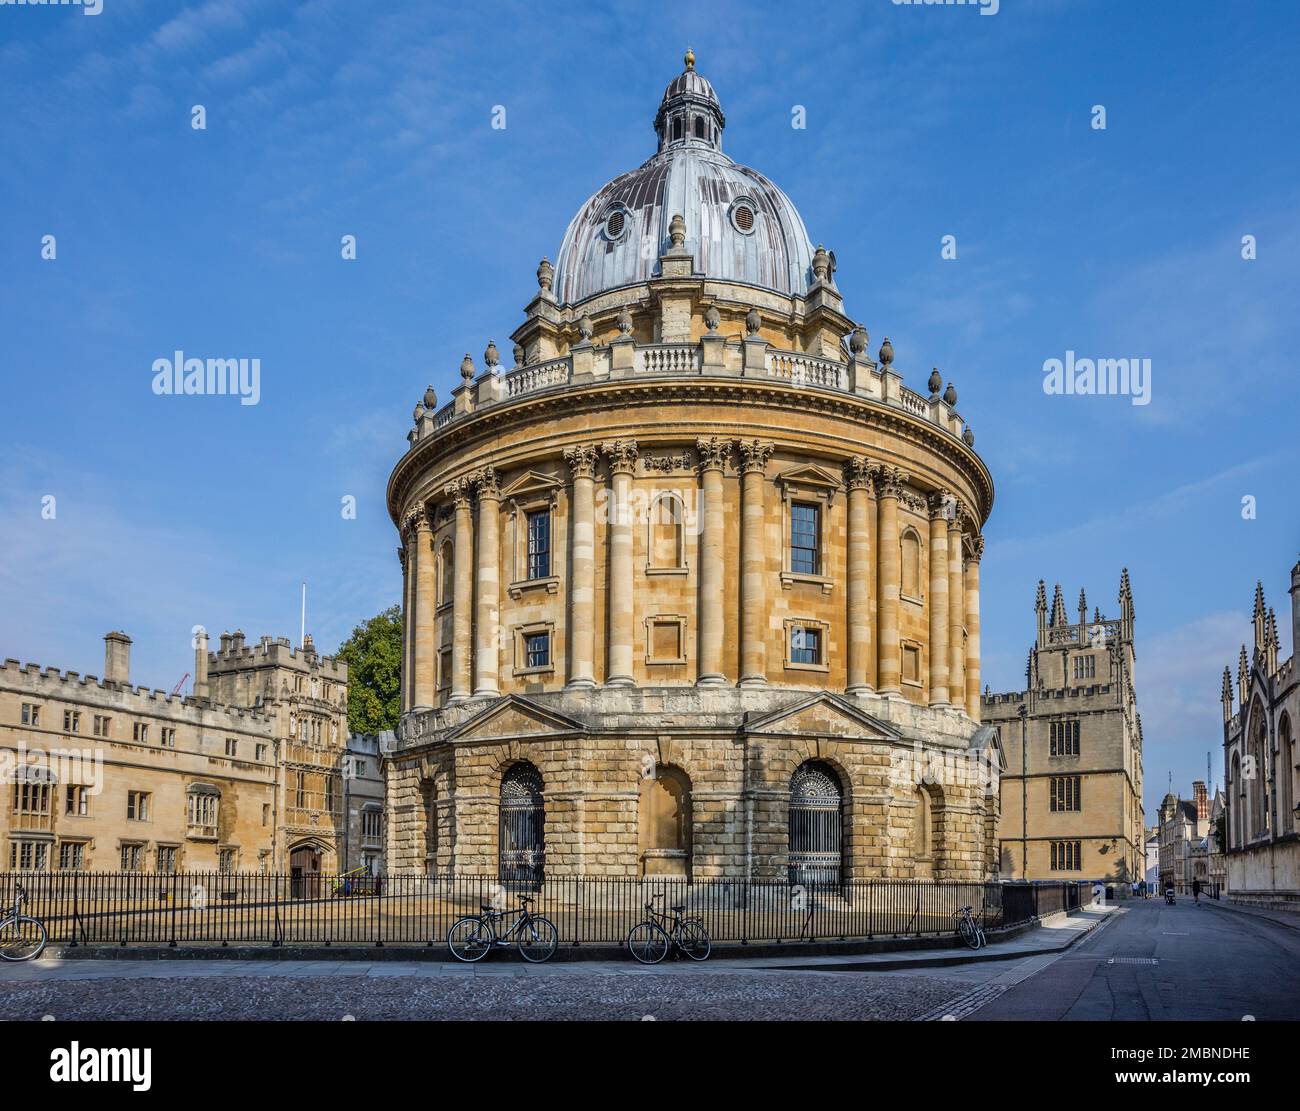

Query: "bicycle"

xmin=0 ymin=882 xmax=47 ymax=963
xmin=627 ymin=894 xmax=711 ymax=964
xmin=447 ymin=894 xmax=558 ymax=963
xmin=954 ymin=904 xmax=986 ymax=951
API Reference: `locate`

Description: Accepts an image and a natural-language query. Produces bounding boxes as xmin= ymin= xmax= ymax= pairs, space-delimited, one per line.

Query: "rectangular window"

xmin=65 ymin=785 xmax=90 ymax=817
xmin=63 ymin=709 xmax=81 ymax=734
xmin=13 ymin=781 xmax=52 ymax=816
xmin=295 ymin=772 xmax=306 ymax=810
xmin=218 ymin=848 xmax=236 ymax=874
xmin=1072 ymin=655 xmax=1097 ymax=680
xmin=526 ymin=509 xmax=551 ymax=579
xmin=93 ymin=715 xmax=111 ymax=737
xmin=1050 ymin=775 xmax=1082 ymax=812
xmin=362 ymin=809 xmax=382 ymax=840
xmin=120 ymin=843 xmax=143 ymax=872
xmin=127 ymin=790 xmax=151 ymax=822
xmin=10 ymin=840 xmax=49 ymax=872
xmin=155 ymin=845 xmax=177 ymax=874
xmin=225 ymin=738 xmax=238 ymax=757
xmin=1050 ymin=840 xmax=1082 ymax=871
xmin=790 ymin=502 xmax=821 ymax=575
xmin=132 ymin=721 xmax=149 ymax=743
xmin=1049 ymin=720 xmax=1081 ymax=757
xmin=59 ymin=841 xmax=86 ymax=871
xmin=21 ymin=703 xmax=40 ymax=727
xmin=438 ymin=647 xmax=452 ymax=692
xmin=790 ymin=626 xmax=822 ymax=666
xmin=160 ymin=727 xmax=176 ymax=748
xmin=525 ymin=632 xmax=551 ymax=669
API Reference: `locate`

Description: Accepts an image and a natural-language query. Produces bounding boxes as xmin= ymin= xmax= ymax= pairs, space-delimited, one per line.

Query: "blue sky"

xmin=2 ymin=0 xmax=1298 ymax=820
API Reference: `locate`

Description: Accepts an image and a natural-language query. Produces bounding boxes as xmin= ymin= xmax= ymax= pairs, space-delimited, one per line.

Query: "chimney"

xmin=103 ymin=631 xmax=131 ymax=686
xmin=1193 ymin=780 xmax=1209 ymax=821
xmin=193 ymin=629 xmax=210 ymax=700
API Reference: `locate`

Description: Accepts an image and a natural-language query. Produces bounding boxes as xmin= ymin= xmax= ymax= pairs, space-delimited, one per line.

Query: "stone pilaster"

xmin=397 ymin=529 xmax=412 ymax=712
xmin=965 ymin=535 xmax=984 ymax=720
xmin=444 ymin=477 xmax=474 ymax=702
xmin=602 ymin=440 xmax=638 ymax=686
xmin=564 ymin=444 xmax=600 ymax=688
xmin=738 ymin=440 xmax=774 ymax=687
xmin=875 ymin=466 xmax=906 ymax=695
xmin=411 ymin=506 xmax=435 ymax=707
xmin=471 ymin=467 xmax=502 ymax=697
xmin=696 ymin=437 xmax=732 ymax=686
xmin=927 ymin=491 xmax=951 ymax=707
xmin=844 ymin=457 xmax=877 ymax=695
xmin=948 ymin=501 xmax=966 ymax=712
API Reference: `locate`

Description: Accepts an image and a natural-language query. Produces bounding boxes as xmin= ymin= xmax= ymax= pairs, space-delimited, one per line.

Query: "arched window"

xmin=439 ymin=540 xmax=454 ymax=606
xmin=789 ymin=761 xmax=843 ymax=886
xmin=649 ymin=493 xmax=685 ymax=569
xmin=499 ymin=762 xmax=544 ymax=887
xmin=1231 ymin=751 xmax=1243 ymax=848
xmin=694 ymin=116 xmax=705 ymax=139
xmin=638 ymin=765 xmax=692 ymax=878
xmin=672 ymin=116 xmax=683 ymax=142
xmin=914 ymin=786 xmax=932 ymax=861
xmin=1279 ymin=714 xmax=1295 ymax=835
xmin=901 ymin=529 xmax=922 ymax=598
xmin=1249 ymin=704 xmax=1268 ymax=839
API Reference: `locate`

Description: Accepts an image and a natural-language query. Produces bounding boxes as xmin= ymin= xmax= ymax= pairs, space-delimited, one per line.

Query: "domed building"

xmin=385 ymin=52 xmax=1000 ymax=886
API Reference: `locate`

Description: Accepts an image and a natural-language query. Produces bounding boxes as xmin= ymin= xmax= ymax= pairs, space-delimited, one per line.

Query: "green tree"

xmin=335 ymin=605 xmax=402 ymax=734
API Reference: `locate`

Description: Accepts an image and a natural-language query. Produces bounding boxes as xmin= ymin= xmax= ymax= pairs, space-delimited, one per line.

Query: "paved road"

xmin=964 ymin=896 xmax=1300 ymax=1021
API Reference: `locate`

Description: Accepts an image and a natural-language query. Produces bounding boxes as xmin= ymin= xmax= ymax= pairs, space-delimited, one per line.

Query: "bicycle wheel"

xmin=627 ymin=921 xmax=670 ymax=964
xmin=447 ymin=916 xmax=493 ymax=962
xmin=0 ymin=916 xmax=47 ymax=962
xmin=957 ymin=916 xmax=980 ymax=950
xmin=975 ymin=926 xmax=987 ymax=950
xmin=678 ymin=920 xmax=712 ymax=961
xmin=517 ymin=916 xmax=559 ymax=963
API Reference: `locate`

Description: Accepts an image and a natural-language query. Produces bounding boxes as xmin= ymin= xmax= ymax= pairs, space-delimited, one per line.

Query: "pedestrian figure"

xmin=1192 ymin=877 xmax=1201 ymax=905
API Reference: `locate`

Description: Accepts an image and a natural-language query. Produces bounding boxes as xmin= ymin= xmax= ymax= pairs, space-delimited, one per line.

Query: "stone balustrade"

xmin=411 ymin=339 xmax=972 ymax=447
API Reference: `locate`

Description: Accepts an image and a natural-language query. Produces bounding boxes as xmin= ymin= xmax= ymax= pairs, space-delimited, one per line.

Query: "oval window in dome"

xmin=604 ymin=209 xmax=626 ymax=240
xmin=731 ymin=203 xmax=755 ymax=234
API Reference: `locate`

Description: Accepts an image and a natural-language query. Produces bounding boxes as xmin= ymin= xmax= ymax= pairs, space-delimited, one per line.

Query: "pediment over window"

xmin=444 ymin=696 xmax=586 ymax=743
xmin=775 ymin=463 xmax=842 ymax=494
xmin=744 ymin=692 xmax=902 ymax=742
xmin=501 ymin=470 xmax=563 ymax=506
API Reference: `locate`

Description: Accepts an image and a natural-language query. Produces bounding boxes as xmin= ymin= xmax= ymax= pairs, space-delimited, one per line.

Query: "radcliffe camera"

xmin=2 ymin=0 xmax=1297 ymax=1092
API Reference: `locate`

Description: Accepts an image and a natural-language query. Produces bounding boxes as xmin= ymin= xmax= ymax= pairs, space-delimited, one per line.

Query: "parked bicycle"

xmin=954 ymin=904 xmax=986 ymax=950
xmin=0 ymin=882 xmax=47 ymax=963
xmin=447 ymin=894 xmax=558 ymax=963
xmin=627 ymin=894 xmax=711 ymax=964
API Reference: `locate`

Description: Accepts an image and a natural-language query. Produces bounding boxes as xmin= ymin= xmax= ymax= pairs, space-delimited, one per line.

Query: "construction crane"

xmin=170 ymin=672 xmax=190 ymax=697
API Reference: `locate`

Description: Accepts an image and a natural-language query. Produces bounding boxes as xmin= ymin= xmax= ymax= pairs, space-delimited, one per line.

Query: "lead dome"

xmin=552 ymin=51 xmax=817 ymax=304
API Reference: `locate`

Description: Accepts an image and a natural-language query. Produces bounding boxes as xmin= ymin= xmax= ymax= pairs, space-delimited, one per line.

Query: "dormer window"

xmin=730 ymin=199 xmax=756 ymax=235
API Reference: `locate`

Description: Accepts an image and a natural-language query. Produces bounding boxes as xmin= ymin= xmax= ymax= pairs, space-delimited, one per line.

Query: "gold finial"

xmin=684 ymin=47 xmax=695 ymax=70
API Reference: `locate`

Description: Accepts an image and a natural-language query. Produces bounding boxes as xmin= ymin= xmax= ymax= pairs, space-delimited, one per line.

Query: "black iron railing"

xmin=0 ymin=873 xmax=1081 ymax=949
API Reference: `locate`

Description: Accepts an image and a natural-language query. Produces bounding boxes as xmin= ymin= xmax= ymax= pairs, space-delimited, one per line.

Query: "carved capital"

xmin=471 ymin=466 xmax=501 ymax=500
xmin=403 ymin=504 xmax=430 ymax=536
xmin=874 ymin=465 xmax=908 ymax=500
xmin=947 ymin=498 xmax=968 ymax=532
xmin=737 ymin=439 xmax=775 ymax=475
xmin=564 ymin=443 xmax=600 ymax=481
xmin=397 ymin=545 xmax=407 ymax=570
xmin=695 ymin=436 xmax=733 ymax=474
xmin=843 ymin=455 xmax=878 ymax=492
xmin=927 ymin=488 xmax=954 ymax=520
xmin=443 ymin=476 xmax=473 ymax=510
xmin=966 ymin=534 xmax=985 ymax=563
xmin=600 ymin=439 xmax=639 ymax=476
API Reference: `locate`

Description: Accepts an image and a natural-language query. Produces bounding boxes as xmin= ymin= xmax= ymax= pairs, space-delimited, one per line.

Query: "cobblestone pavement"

xmin=0 ymin=962 xmax=974 ymax=1021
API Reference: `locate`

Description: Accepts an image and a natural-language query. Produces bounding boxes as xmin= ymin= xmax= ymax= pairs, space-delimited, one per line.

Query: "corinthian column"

xmin=696 ymin=437 xmax=732 ymax=686
xmin=926 ymin=490 xmax=951 ymax=707
xmin=844 ymin=457 xmax=877 ymax=695
xmin=602 ymin=440 xmax=638 ymax=686
xmin=965 ymin=535 xmax=984 ymax=720
xmin=738 ymin=440 xmax=774 ymax=687
xmin=948 ymin=502 xmax=966 ymax=711
xmin=875 ymin=467 xmax=906 ymax=695
xmin=445 ymin=478 xmax=474 ymax=702
xmin=472 ymin=467 xmax=502 ymax=697
xmin=564 ymin=444 xmax=599 ymax=688
xmin=398 ymin=533 xmax=412 ymax=711
xmin=411 ymin=507 xmax=435 ymax=708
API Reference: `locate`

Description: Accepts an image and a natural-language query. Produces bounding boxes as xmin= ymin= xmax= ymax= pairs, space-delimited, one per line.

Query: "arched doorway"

xmin=499 ymin=762 xmax=544 ymax=888
xmin=788 ymin=761 xmax=844 ymax=887
xmin=289 ymin=844 xmax=321 ymax=900
xmin=638 ymin=765 xmax=692 ymax=877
